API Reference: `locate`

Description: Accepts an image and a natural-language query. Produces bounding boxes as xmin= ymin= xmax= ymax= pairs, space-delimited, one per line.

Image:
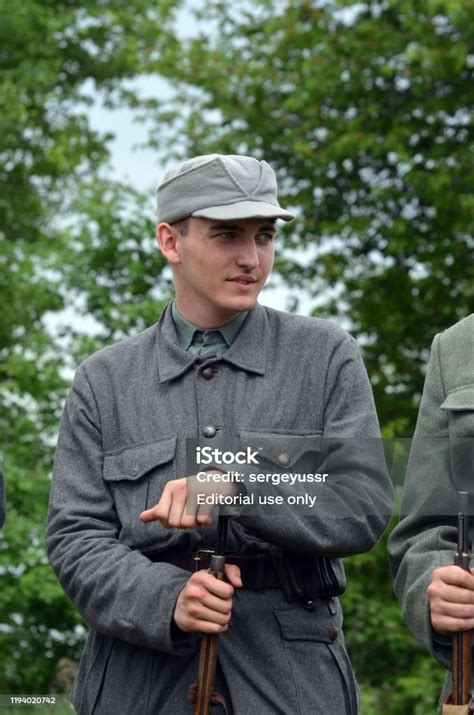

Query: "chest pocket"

xmin=440 ymin=387 xmax=474 ymax=490
xmin=103 ymin=436 xmax=177 ymax=546
xmin=239 ymin=431 xmax=323 ymax=470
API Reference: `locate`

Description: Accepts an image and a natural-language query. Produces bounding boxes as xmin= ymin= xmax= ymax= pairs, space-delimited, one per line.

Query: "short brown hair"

xmin=170 ymin=218 xmax=189 ymax=236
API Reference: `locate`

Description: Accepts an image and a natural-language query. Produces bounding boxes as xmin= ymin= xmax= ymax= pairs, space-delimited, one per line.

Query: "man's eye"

xmin=217 ymin=232 xmax=236 ymax=240
xmin=258 ymin=233 xmax=275 ymax=243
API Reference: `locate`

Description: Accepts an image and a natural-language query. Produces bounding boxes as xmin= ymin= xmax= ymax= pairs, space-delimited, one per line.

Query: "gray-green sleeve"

xmin=230 ymin=336 xmax=394 ymax=556
xmin=46 ymin=366 xmax=199 ymax=655
xmin=388 ymin=334 xmax=455 ymax=669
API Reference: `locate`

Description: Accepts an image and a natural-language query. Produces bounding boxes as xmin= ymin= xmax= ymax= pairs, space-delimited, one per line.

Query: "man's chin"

xmin=214 ymin=296 xmax=258 ymax=321
xmin=230 ymin=295 xmax=259 ymax=313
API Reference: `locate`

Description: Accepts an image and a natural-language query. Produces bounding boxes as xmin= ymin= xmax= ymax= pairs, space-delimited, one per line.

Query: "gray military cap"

xmin=157 ymin=154 xmax=295 ymax=224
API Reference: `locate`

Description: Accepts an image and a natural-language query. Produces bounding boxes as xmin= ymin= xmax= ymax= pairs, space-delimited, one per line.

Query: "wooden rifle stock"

xmin=194 ymin=516 xmax=229 ymax=715
xmin=194 ymin=632 xmax=220 ymax=715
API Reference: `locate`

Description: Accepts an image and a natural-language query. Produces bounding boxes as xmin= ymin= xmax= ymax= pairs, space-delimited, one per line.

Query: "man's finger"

xmin=195 ymin=593 xmax=233 ymax=617
xmin=182 ymin=619 xmax=229 ymax=635
xmin=196 ymin=512 xmax=214 ymax=526
xmin=187 ymin=478 xmax=215 ymax=524
xmin=434 ymin=601 xmax=474 ymax=619
xmin=199 ymin=571 xmax=235 ymax=599
xmin=224 ymin=564 xmax=243 ymax=588
xmin=431 ymin=614 xmax=474 ymax=635
xmin=187 ymin=603 xmax=232 ymax=626
xmin=432 ymin=583 xmax=474 ymax=605
xmin=167 ymin=490 xmax=186 ymax=529
xmin=139 ymin=490 xmax=171 ymax=523
xmin=433 ymin=565 xmax=474 ymax=588
xmin=178 ymin=513 xmax=201 ymax=529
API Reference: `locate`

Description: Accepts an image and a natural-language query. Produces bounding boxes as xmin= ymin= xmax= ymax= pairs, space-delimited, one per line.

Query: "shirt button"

xmin=278 ymin=453 xmax=291 ymax=467
xmin=203 ymin=426 xmax=217 ymax=438
xmin=328 ymin=626 xmax=339 ymax=641
xmin=201 ymin=366 xmax=214 ymax=379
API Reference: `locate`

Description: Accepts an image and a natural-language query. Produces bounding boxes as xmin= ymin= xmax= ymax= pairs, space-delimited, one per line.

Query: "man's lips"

xmin=228 ymin=276 xmax=258 ymax=284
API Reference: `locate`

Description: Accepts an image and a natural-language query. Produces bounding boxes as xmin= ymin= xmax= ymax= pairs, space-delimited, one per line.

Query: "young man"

xmin=388 ymin=315 xmax=474 ymax=708
xmin=47 ymin=154 xmax=393 ymax=714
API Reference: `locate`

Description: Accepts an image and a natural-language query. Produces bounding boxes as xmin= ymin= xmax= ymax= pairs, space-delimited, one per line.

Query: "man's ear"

xmin=156 ymin=223 xmax=181 ymax=265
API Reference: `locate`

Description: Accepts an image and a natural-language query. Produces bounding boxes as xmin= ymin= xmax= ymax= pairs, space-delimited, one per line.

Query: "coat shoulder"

xmin=438 ymin=313 xmax=474 ymax=349
xmin=263 ymin=305 xmax=356 ymax=349
xmin=435 ymin=314 xmax=474 ymax=390
xmin=78 ymin=323 xmax=158 ymax=376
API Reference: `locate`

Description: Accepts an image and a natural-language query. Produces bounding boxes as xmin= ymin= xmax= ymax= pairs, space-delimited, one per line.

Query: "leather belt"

xmin=142 ymin=549 xmax=281 ymax=590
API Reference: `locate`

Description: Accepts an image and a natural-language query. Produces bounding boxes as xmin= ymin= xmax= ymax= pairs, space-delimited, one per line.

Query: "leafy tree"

xmin=149 ymin=0 xmax=474 ymax=434
xmin=139 ymin=0 xmax=473 ymax=710
xmin=2 ymin=0 xmax=473 ymax=709
xmin=0 ymin=0 xmax=179 ymax=692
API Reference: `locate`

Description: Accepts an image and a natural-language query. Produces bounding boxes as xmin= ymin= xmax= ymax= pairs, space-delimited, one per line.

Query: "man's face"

xmin=167 ymin=216 xmax=276 ymax=327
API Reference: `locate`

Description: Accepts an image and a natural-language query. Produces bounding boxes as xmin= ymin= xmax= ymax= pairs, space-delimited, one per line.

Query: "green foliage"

xmin=151 ymin=0 xmax=474 ymax=434
xmin=2 ymin=0 xmax=472 ymax=710
xmin=143 ymin=1 xmax=472 ymax=709
xmin=0 ymin=0 xmax=179 ymax=694
xmin=0 ymin=456 xmax=85 ymax=693
xmin=343 ymin=525 xmax=446 ymax=714
xmin=60 ymin=179 xmax=172 ymax=349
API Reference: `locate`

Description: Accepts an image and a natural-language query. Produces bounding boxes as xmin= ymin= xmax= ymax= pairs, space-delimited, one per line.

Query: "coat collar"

xmin=156 ymin=302 xmax=267 ymax=383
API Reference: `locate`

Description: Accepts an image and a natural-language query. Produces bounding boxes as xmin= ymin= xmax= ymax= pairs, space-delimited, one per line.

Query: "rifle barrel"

xmin=452 ymin=491 xmax=471 ymax=706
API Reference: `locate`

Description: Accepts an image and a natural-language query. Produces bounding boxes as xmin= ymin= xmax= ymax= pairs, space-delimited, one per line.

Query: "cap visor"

xmin=192 ymin=200 xmax=295 ymax=222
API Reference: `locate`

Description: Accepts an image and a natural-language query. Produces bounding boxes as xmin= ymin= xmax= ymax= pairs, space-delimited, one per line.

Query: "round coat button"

xmin=203 ymin=426 xmax=217 ymax=438
xmin=278 ymin=453 xmax=291 ymax=467
xmin=328 ymin=626 xmax=339 ymax=641
xmin=201 ymin=366 xmax=214 ymax=379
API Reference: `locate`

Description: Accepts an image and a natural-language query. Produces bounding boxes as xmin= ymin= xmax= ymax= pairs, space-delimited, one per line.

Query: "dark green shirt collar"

xmin=157 ymin=302 xmax=266 ymax=383
xmin=171 ymin=301 xmax=248 ymax=352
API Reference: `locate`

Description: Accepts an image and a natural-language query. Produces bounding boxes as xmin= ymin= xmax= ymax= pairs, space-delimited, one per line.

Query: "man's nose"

xmin=236 ymin=239 xmax=259 ymax=268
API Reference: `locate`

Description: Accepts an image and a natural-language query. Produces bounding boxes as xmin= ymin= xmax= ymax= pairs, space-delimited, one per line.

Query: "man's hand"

xmin=139 ymin=473 xmax=237 ymax=529
xmin=427 ymin=565 xmax=474 ymax=634
xmin=173 ymin=564 xmax=242 ymax=634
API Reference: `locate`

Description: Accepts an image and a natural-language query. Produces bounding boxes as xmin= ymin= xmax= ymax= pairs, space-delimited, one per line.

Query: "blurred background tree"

xmin=150 ymin=0 xmax=474 ymax=436
xmin=0 ymin=0 xmax=177 ymax=695
xmin=1 ymin=0 xmax=472 ymax=711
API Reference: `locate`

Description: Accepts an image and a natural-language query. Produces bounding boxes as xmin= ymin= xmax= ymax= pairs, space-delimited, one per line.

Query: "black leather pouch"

xmin=271 ymin=552 xmax=346 ymax=603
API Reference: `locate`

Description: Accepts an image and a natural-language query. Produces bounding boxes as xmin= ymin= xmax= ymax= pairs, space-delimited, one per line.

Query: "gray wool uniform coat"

xmin=47 ymin=302 xmax=393 ymax=715
xmin=388 ymin=314 xmax=474 ymax=705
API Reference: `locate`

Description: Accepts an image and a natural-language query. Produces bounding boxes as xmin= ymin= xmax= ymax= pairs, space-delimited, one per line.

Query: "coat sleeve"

xmin=233 ymin=335 xmax=394 ymax=556
xmin=387 ymin=333 xmax=455 ymax=669
xmin=46 ymin=365 xmax=199 ymax=654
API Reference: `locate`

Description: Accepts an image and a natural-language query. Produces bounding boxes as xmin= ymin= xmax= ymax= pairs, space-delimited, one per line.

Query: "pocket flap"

xmin=239 ymin=432 xmax=322 ymax=468
xmin=273 ymin=602 xmax=341 ymax=643
xmin=103 ymin=436 xmax=177 ymax=482
xmin=440 ymin=386 xmax=474 ymax=412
